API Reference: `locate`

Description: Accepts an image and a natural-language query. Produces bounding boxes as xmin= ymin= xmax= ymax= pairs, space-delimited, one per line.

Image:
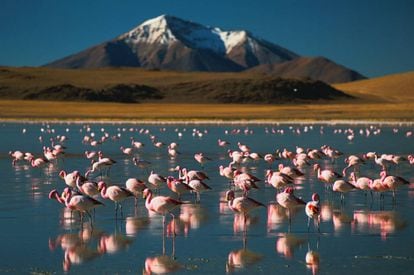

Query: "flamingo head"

xmin=380 ymin=170 xmax=387 ymax=178
xmin=284 ymin=187 xmax=294 ymax=194
xmin=48 ymin=189 xmax=59 ymax=200
xmin=278 ymin=163 xmax=284 ymax=170
xmin=311 ymin=193 xmax=320 ymax=202
xmin=225 ymin=190 xmax=235 ymax=201
xmin=58 ymin=170 xmax=66 ymax=178
xmin=265 ymin=170 xmax=272 ymax=177
xmin=97 ymin=181 xmax=106 ymax=191
xmin=142 ymin=188 xmax=152 ymax=199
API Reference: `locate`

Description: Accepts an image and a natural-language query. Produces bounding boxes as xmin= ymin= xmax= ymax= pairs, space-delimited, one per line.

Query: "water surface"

xmin=1 ymin=122 xmax=413 ymax=274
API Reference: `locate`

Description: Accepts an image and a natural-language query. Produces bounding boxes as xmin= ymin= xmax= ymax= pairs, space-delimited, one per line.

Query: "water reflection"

xmin=352 ymin=210 xmax=407 ymax=240
xmin=305 ymin=239 xmax=320 ymax=275
xmin=49 ymin=225 xmax=104 ymax=272
xmin=143 ymin=230 xmax=182 ymax=274
xmin=275 ymin=233 xmax=305 ymax=259
xmin=226 ymin=235 xmax=263 ymax=273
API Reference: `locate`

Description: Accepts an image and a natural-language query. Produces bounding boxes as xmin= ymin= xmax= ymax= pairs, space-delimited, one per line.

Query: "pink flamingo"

xmin=166 ymin=176 xmax=193 ymax=200
xmin=305 ymin=193 xmax=321 ymax=232
xmin=194 ymin=153 xmax=211 ymax=169
xmin=148 ymin=171 xmax=167 ymax=193
xmin=9 ymin=150 xmax=24 ymax=166
xmin=233 ymin=170 xmax=260 ymax=196
xmin=125 ymin=178 xmax=147 ymax=207
xmin=180 ymin=167 xmax=209 ymax=181
xmin=342 ymin=155 xmax=365 ymax=176
xmin=225 ymin=190 xmax=266 ymax=234
xmin=276 ymin=187 xmax=306 ymax=229
xmin=278 ymin=164 xmax=304 ymax=179
xmin=120 ymin=146 xmax=133 ymax=155
xmin=98 ymin=182 xmax=134 ymax=218
xmin=63 ymin=187 xmax=104 ymax=223
xmin=76 ymin=177 xmax=99 ymax=197
xmin=380 ymin=170 xmax=409 ymax=202
xmin=142 ymin=188 xmax=183 ymax=236
xmin=217 ymin=138 xmax=230 ymax=147
xmin=186 ymin=176 xmax=212 ymax=203
xmin=265 ymin=170 xmax=294 ymax=192
xmin=59 ymin=170 xmax=79 ymax=189
xmin=313 ymin=164 xmax=342 ymax=187
xmin=350 ymin=172 xmax=373 ymax=199
xmin=333 ymin=180 xmax=356 ymax=203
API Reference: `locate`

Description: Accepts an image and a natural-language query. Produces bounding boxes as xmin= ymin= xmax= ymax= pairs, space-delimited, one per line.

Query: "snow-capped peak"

xmin=120 ymin=15 xmax=253 ymax=54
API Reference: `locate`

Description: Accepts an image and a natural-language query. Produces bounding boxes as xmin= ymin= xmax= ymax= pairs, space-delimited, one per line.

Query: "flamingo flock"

xmin=6 ymin=123 xmax=414 ymax=273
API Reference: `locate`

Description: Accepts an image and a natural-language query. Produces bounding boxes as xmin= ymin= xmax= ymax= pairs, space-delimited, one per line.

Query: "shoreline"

xmin=1 ymin=118 xmax=413 ymax=126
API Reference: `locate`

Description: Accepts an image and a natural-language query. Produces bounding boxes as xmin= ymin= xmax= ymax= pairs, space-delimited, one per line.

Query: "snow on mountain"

xmin=120 ymin=15 xmax=251 ymax=55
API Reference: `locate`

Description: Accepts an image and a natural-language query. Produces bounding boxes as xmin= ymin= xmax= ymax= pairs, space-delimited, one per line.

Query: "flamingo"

xmin=225 ymin=190 xmax=266 ymax=233
xmin=263 ymin=154 xmax=275 ymax=168
xmin=59 ymin=170 xmax=80 ymax=189
xmin=132 ymin=157 xmax=151 ymax=173
xmin=76 ymin=177 xmax=99 ymax=197
xmin=278 ymin=164 xmax=304 ymax=179
xmin=218 ymin=138 xmax=230 ymax=147
xmin=313 ymin=164 xmax=342 ymax=187
xmin=9 ymin=150 xmax=24 ymax=166
xmin=148 ymin=171 xmax=167 ymax=193
xmin=276 ymin=187 xmax=306 ymax=229
xmin=332 ymin=180 xmax=356 ymax=203
xmin=142 ymin=188 xmax=183 ymax=236
xmin=125 ymin=178 xmax=147 ymax=207
xmin=342 ymin=155 xmax=365 ymax=176
xmin=84 ymin=150 xmax=97 ymax=160
xmin=194 ymin=153 xmax=211 ymax=169
xmin=349 ymin=172 xmax=373 ymax=199
xmin=186 ymin=177 xmax=212 ymax=203
xmin=305 ymin=193 xmax=321 ymax=233
xmin=98 ymin=182 xmax=134 ymax=218
xmin=120 ymin=146 xmax=133 ymax=156
xmin=166 ymin=176 xmax=193 ymax=200
xmin=131 ymin=138 xmax=145 ymax=149
xmin=233 ymin=170 xmax=260 ymax=196
xmin=265 ymin=170 xmax=294 ymax=192
xmin=237 ymin=142 xmax=251 ymax=153
xmin=179 ymin=167 xmax=209 ymax=181
xmin=63 ymin=187 xmax=104 ymax=223
xmin=380 ymin=170 xmax=409 ymax=202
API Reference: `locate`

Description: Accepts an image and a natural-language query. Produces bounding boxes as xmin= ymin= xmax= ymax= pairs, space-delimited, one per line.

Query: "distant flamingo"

xmin=305 ymin=193 xmax=321 ymax=233
xmin=120 ymin=146 xmax=133 ymax=156
xmin=9 ymin=150 xmax=24 ymax=166
xmin=194 ymin=153 xmax=211 ymax=169
xmin=217 ymin=138 xmax=230 ymax=147
xmin=98 ymin=182 xmax=134 ymax=218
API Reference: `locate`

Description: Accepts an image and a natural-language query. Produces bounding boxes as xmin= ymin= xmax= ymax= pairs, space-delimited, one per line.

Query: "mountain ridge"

xmin=44 ymin=15 xmax=364 ymax=83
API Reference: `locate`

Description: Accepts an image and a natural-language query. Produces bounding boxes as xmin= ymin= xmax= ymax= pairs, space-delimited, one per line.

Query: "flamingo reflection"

xmin=276 ymin=233 xmax=305 ymax=259
xmin=352 ymin=210 xmax=407 ymax=240
xmin=305 ymin=239 xmax=320 ymax=275
xmin=226 ymin=234 xmax=263 ymax=273
xmin=49 ymin=226 xmax=104 ymax=272
xmin=143 ymin=225 xmax=182 ymax=274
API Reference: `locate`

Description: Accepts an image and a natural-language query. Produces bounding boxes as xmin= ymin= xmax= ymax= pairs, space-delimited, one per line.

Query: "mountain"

xmin=247 ymin=56 xmax=366 ymax=83
xmin=45 ymin=15 xmax=364 ymax=83
xmin=333 ymin=71 xmax=414 ymax=102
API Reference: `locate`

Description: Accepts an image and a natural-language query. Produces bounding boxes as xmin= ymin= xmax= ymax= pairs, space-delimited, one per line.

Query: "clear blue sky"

xmin=1 ymin=0 xmax=413 ymax=77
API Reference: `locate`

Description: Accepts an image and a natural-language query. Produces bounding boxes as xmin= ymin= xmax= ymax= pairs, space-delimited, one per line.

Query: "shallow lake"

xmin=1 ymin=122 xmax=414 ymax=274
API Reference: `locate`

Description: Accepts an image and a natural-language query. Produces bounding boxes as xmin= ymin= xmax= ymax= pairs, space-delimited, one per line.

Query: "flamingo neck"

xmin=100 ymin=185 xmax=109 ymax=199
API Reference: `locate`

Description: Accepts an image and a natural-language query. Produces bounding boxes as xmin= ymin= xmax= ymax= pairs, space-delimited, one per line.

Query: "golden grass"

xmin=1 ymin=100 xmax=413 ymax=122
xmin=334 ymin=71 xmax=414 ymax=102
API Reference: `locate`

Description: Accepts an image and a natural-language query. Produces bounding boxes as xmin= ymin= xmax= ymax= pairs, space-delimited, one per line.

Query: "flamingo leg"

xmin=307 ymin=217 xmax=311 ymax=233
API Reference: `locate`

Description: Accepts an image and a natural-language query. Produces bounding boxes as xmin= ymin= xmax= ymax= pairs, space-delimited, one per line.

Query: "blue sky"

xmin=1 ymin=0 xmax=413 ymax=77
